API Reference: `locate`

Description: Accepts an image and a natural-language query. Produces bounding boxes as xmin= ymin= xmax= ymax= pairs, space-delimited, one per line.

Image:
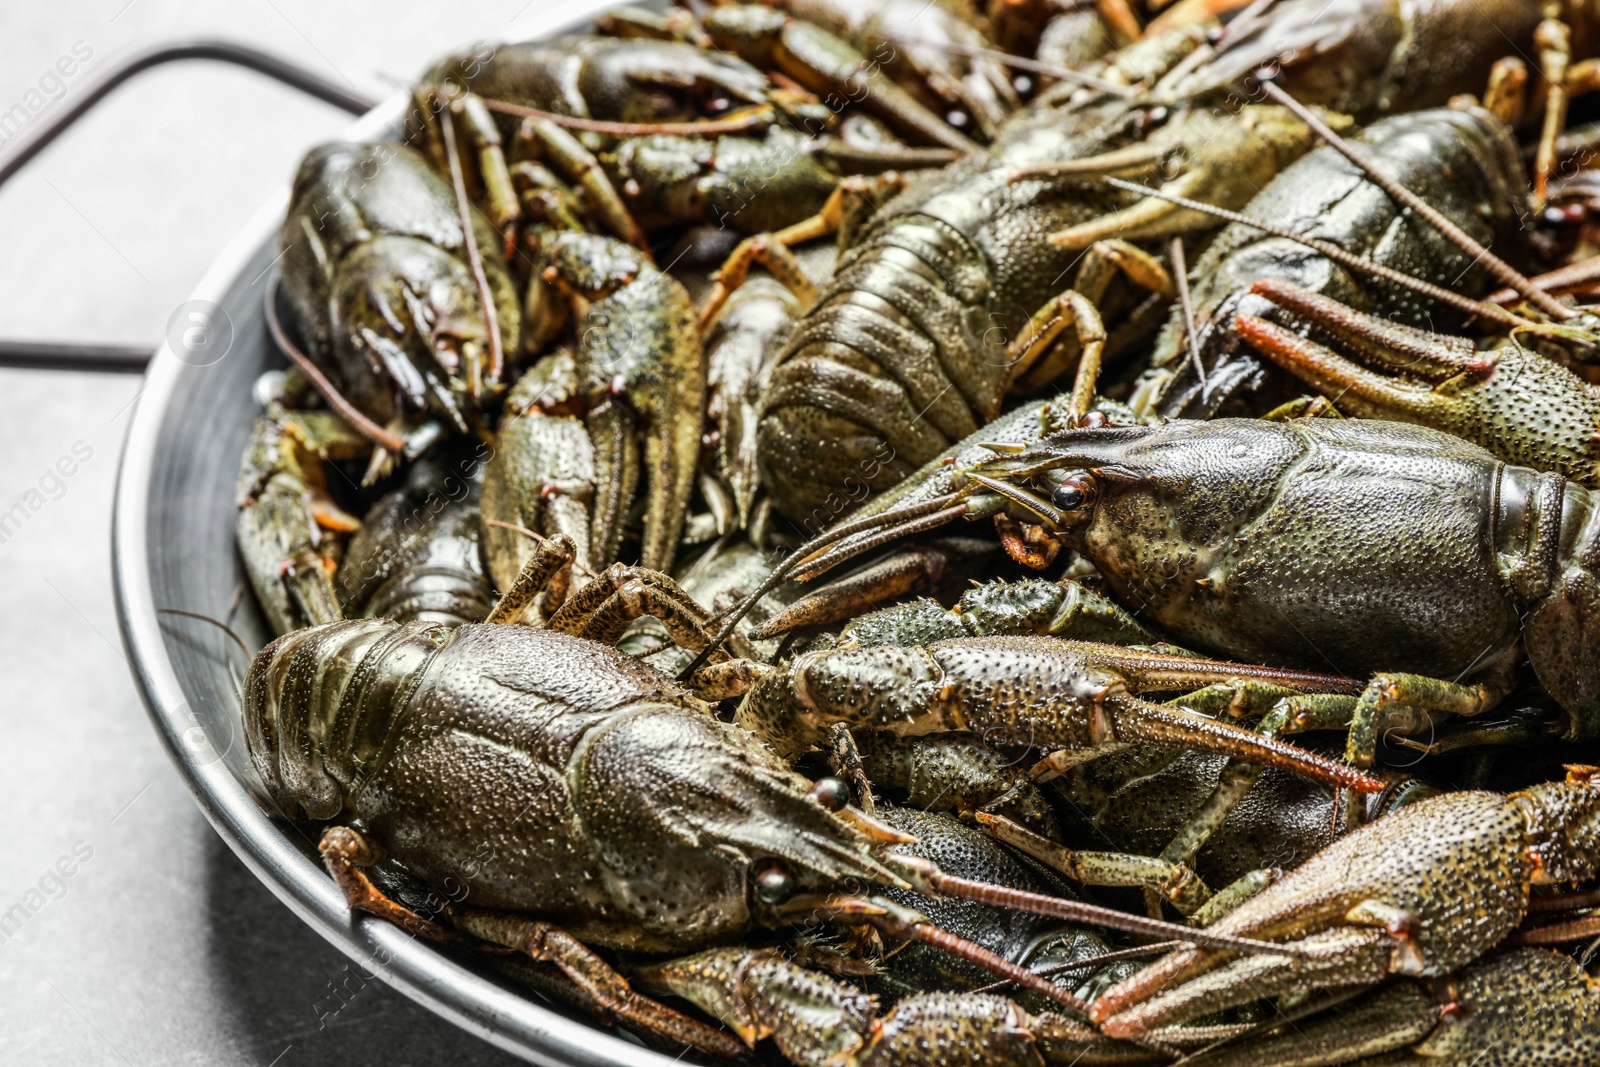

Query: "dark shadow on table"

xmin=200 ymin=831 xmax=525 ymax=1065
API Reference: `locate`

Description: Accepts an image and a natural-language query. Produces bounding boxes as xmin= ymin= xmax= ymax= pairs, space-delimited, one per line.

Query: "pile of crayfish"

xmin=216 ymin=0 xmax=1600 ymax=1061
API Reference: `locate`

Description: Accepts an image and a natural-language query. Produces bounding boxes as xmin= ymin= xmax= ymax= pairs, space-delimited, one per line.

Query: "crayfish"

xmin=216 ymin=1 xmax=1600 ymax=1061
xmin=240 ymin=536 xmax=1324 ymax=1057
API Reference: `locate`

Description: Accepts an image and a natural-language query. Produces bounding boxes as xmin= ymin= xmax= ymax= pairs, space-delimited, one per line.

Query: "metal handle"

xmin=0 ymin=38 xmax=382 ymax=372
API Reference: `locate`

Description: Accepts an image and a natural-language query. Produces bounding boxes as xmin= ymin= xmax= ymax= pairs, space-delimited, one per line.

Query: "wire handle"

xmin=0 ymin=38 xmax=380 ymax=372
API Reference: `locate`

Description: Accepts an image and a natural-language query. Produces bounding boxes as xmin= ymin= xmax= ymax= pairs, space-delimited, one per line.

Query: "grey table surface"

xmin=0 ymin=3 xmax=605 ymax=1063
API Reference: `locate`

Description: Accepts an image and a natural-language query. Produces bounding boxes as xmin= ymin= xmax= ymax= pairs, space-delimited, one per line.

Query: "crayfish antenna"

xmin=876 ymin=33 xmax=1138 ymax=98
xmin=1511 ymin=911 xmax=1600 ymax=945
xmin=789 ymin=501 xmax=969 ymax=582
xmin=157 ymin=607 xmax=252 ymax=661
xmin=1491 ymin=256 xmax=1600 ymax=306
xmin=1170 ymin=236 xmax=1207 ymax=388
xmin=1256 ymin=79 xmax=1574 ymax=322
xmin=881 ymin=854 xmax=1308 ymax=959
xmin=1096 ymin=176 xmax=1529 ymax=331
xmin=676 ymin=493 xmax=963 ymax=680
xmin=436 ymin=104 xmax=506 ymax=386
xmin=1072 ymin=643 xmax=1363 ymax=695
xmin=479 ymin=96 xmax=776 ymax=137
xmin=264 ymin=280 xmax=408 ymax=454
xmin=1011 ymin=140 xmax=1175 ymax=183
xmin=1107 ymin=696 xmax=1385 ymax=793
xmin=783 ymin=892 xmax=1092 ymax=1015
xmin=972 ymin=941 xmax=1187 ymax=993
xmin=485 ymin=535 xmax=576 ymax=625
xmin=894 ymin=916 xmax=1091 ymax=1014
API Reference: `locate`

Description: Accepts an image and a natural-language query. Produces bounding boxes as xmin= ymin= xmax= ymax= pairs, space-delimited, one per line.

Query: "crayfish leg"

xmin=635 ymin=947 xmax=877 ymax=1066
xmin=318 ymin=826 xmax=456 ymax=945
xmin=697 ymin=232 xmax=818 ymax=333
xmin=453 ymin=910 xmax=748 ymax=1061
xmin=1150 ymin=750 xmax=1273 ymax=883
xmin=826 ymin=724 xmax=877 ymax=816
xmin=773 ymin=172 xmax=904 ymax=253
xmin=1002 ymin=289 xmax=1108 ymax=409
xmin=486 ymin=534 xmax=576 ymax=624
xmin=1142 ymin=685 xmax=1307 ymax=883
xmin=547 ymin=561 xmax=758 ymax=661
xmin=685 ymin=658 xmax=764 ymax=701
xmin=1535 ymin=19 xmax=1575 ymax=207
xmin=1342 ymin=672 xmax=1504 ymax=769
xmin=410 ymin=86 xmax=517 ymax=237
xmin=1264 ymin=668 xmax=1509 ymax=769
xmin=1480 ymin=56 xmax=1529 ymax=126
xmin=1188 ymin=870 xmax=1281 ymax=928
xmin=1007 ymin=239 xmax=1174 ymax=398
xmin=974 ymin=811 xmax=1215 ymax=918
xmin=516 ymin=116 xmax=648 ymax=251
xmin=452 ymin=93 xmax=521 ymax=239
xmin=696 ymin=171 xmax=904 ymax=332
xmin=1236 ymin=285 xmax=1492 ymax=429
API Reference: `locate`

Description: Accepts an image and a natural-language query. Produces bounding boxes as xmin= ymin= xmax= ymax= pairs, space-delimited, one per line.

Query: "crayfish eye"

xmin=807 ymin=777 xmax=851 ymax=812
xmin=1136 ymin=105 xmax=1169 ymax=135
xmin=1050 ymin=473 xmax=1098 ymax=513
xmin=1052 ymin=486 xmax=1086 ymax=509
xmin=751 ymin=858 xmax=796 ymax=905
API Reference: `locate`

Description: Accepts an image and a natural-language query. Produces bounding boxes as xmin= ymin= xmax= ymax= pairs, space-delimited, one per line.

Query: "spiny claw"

xmin=636 ymin=948 xmax=877 ymax=1066
xmin=1149 ymin=948 xmax=1600 ymax=1066
xmin=638 ymin=953 xmax=1157 ymax=1067
xmin=701 ymin=5 xmax=980 ymax=155
xmin=545 ymin=233 xmax=708 ymax=571
xmin=1097 ymin=926 xmax=1395 ymax=1038
xmin=1093 ymin=782 xmax=1600 ymax=1039
xmin=752 ymin=634 xmax=1381 ymax=796
xmin=481 ymin=351 xmax=598 ymax=605
xmin=1240 ymin=278 xmax=1600 ymax=488
xmin=236 ymin=405 xmax=373 ymax=636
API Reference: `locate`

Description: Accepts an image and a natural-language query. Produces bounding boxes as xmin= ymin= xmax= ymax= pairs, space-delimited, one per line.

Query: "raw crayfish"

xmin=241 ymin=537 xmax=1306 ymax=1056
